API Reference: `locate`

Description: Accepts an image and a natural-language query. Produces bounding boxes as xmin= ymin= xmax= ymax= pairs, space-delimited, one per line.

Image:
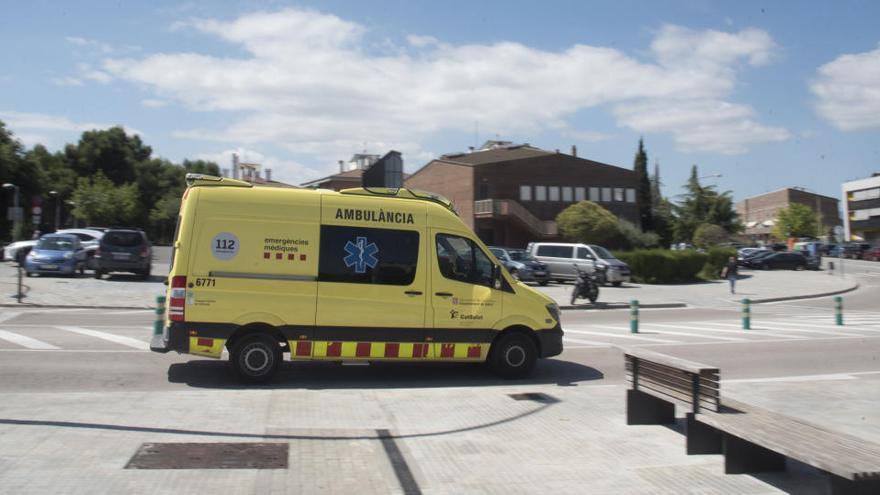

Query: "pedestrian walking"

xmin=720 ymin=256 xmax=738 ymax=294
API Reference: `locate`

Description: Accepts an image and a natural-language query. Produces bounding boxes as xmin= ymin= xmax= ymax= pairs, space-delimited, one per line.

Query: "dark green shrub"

xmin=700 ymin=246 xmax=737 ymax=279
xmin=616 ymin=249 xmax=708 ymax=284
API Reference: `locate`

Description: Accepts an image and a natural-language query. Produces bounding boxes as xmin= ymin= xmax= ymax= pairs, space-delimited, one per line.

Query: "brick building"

xmin=404 ymin=142 xmax=639 ymax=247
xmin=735 ymin=188 xmax=840 ymax=243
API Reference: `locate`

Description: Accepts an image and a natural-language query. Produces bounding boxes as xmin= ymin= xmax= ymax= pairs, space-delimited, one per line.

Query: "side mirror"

xmin=493 ymin=265 xmax=503 ymax=289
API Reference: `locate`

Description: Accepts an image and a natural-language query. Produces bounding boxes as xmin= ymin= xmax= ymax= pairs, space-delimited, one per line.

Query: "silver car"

xmin=526 ymin=242 xmax=630 ymax=286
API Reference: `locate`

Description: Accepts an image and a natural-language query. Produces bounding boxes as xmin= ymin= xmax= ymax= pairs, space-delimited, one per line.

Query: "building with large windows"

xmin=735 ymin=187 xmax=840 ymax=243
xmin=404 ymin=142 xmax=638 ymax=247
xmin=842 ymin=173 xmax=880 ymax=243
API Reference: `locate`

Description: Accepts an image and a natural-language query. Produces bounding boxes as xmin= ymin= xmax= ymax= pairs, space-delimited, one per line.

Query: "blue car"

xmin=24 ymin=234 xmax=87 ymax=277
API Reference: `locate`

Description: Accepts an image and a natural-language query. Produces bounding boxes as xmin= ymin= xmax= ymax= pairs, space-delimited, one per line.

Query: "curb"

xmin=747 ymin=282 xmax=860 ymax=304
xmin=561 ymin=302 xmax=687 ymax=311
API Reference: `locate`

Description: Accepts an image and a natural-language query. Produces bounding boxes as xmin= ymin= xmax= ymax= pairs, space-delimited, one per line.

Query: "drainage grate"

xmin=508 ymin=392 xmax=560 ymax=403
xmin=125 ymin=442 xmax=288 ymax=469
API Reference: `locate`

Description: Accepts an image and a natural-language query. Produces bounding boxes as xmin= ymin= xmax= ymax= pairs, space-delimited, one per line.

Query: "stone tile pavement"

xmin=0 ymin=381 xmax=830 ymax=494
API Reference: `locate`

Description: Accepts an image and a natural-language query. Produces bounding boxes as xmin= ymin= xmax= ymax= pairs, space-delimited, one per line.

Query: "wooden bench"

xmin=624 ymin=348 xmax=880 ymax=494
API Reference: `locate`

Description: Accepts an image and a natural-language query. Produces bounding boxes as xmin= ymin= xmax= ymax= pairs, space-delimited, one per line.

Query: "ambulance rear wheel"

xmin=230 ymin=333 xmax=282 ymax=383
xmin=489 ymin=332 xmax=537 ymax=379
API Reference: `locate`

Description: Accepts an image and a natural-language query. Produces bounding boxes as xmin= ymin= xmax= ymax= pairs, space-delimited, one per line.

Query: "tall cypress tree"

xmin=651 ymin=161 xmax=662 ymax=210
xmin=633 ymin=138 xmax=653 ymax=231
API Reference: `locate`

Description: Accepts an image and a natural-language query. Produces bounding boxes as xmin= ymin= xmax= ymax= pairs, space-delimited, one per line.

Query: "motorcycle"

xmin=570 ymin=262 xmax=605 ymax=305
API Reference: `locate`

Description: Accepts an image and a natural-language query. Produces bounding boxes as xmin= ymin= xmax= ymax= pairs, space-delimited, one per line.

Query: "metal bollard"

xmin=742 ymin=298 xmax=751 ymax=330
xmin=154 ymin=295 xmax=166 ymax=336
xmin=16 ymin=263 xmax=23 ymax=303
xmin=835 ymin=296 xmax=843 ymax=326
xmin=630 ymin=299 xmax=639 ymax=333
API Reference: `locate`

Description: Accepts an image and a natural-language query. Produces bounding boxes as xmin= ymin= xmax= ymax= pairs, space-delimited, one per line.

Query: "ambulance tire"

xmin=489 ymin=332 xmax=537 ymax=379
xmin=230 ymin=333 xmax=282 ymax=383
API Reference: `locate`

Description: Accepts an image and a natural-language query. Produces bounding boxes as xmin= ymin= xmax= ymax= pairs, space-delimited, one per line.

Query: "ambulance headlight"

xmin=545 ymin=303 xmax=560 ymax=323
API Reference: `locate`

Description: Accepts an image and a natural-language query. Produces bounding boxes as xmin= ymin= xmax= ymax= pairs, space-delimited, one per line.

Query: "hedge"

xmin=700 ymin=246 xmax=737 ymax=280
xmin=616 ymin=249 xmax=708 ymax=284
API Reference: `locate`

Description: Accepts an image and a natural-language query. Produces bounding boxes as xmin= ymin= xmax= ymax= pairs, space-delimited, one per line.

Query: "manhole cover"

xmin=125 ymin=442 xmax=288 ymax=469
xmin=508 ymin=392 xmax=560 ymax=403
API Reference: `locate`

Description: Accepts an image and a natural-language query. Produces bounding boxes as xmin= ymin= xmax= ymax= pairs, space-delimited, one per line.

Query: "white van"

xmin=526 ymin=242 xmax=631 ymax=286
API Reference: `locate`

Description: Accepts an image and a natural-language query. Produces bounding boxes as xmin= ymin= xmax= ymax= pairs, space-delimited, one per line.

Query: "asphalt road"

xmin=0 ymin=259 xmax=877 ymax=394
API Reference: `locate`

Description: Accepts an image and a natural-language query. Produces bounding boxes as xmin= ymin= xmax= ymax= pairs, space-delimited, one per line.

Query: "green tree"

xmin=607 ymin=219 xmax=660 ymax=250
xmin=673 ymin=165 xmax=740 ymax=242
xmin=66 ymin=127 xmax=151 ymax=185
xmin=650 ymin=162 xmax=674 ymax=246
xmin=692 ymin=223 xmax=729 ymax=249
xmin=556 ymin=200 xmax=620 ymax=245
xmin=71 ymin=171 xmax=139 ymax=226
xmin=772 ymin=203 xmax=818 ymax=240
xmin=633 ymin=138 xmax=653 ymax=231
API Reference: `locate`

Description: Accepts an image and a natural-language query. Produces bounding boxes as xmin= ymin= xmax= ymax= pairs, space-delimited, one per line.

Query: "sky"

xmin=1 ymin=0 xmax=878 ymax=204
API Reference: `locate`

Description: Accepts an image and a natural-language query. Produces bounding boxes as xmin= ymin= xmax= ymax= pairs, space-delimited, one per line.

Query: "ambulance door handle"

xmin=435 ymin=292 xmax=453 ymax=297
xmin=405 ymin=291 xmax=423 ymax=296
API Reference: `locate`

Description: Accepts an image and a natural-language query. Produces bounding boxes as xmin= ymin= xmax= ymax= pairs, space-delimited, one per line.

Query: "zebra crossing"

xmin=1 ymin=309 xmax=879 ymax=352
xmin=563 ymin=311 xmax=880 ymax=349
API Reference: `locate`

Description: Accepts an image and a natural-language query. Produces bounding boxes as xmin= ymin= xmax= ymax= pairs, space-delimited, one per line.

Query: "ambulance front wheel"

xmin=230 ymin=333 xmax=282 ymax=383
xmin=489 ymin=332 xmax=537 ymax=379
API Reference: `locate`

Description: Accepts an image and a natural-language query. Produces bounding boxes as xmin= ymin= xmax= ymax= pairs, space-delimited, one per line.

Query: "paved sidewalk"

xmin=541 ymin=266 xmax=857 ymax=310
xmin=0 ymin=364 xmax=834 ymax=494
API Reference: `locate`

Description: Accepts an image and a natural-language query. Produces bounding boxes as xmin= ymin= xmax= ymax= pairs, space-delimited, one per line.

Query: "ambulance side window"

xmin=435 ymin=234 xmax=494 ymax=288
xmin=319 ymin=225 xmax=419 ymax=286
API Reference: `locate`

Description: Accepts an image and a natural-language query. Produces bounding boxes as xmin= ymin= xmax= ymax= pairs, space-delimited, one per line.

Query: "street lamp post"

xmin=49 ymin=190 xmax=61 ymax=232
xmin=2 ymin=183 xmax=21 ymax=241
xmin=66 ymin=200 xmax=78 ymax=228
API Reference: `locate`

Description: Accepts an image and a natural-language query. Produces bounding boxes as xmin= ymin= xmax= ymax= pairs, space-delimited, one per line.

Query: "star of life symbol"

xmin=343 ymin=236 xmax=379 ymax=273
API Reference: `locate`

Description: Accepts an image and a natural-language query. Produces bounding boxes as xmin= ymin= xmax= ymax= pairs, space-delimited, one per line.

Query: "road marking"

xmin=723 ymin=370 xmax=880 ymax=384
xmin=0 ymin=312 xmax=22 ymax=324
xmin=695 ymin=321 xmax=861 ymax=338
xmin=641 ymin=322 xmax=792 ymax=339
xmin=564 ymin=327 xmax=680 ymax=343
xmin=55 ymin=326 xmax=150 ymax=350
xmin=563 ymin=336 xmax=615 ymax=347
xmin=642 ymin=334 xmax=878 ymax=348
xmin=0 ymin=329 xmax=60 ymax=349
xmin=0 ymin=349 xmax=144 ymax=353
xmin=635 ymin=324 xmax=747 ymax=341
xmin=755 ymin=319 xmax=879 ymax=335
xmin=729 ymin=320 xmax=870 ymax=337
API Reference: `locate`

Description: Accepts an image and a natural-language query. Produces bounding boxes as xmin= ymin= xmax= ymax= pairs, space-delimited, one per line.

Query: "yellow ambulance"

xmin=150 ymin=174 xmax=563 ymax=382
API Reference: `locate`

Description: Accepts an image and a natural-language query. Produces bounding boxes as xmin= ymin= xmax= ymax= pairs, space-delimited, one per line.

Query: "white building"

xmin=842 ymin=173 xmax=880 ymax=243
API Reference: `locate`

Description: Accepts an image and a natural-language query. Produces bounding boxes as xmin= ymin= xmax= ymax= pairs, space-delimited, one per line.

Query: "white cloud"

xmin=0 ymin=111 xmax=106 ymax=132
xmin=51 ymin=76 xmax=84 ymax=87
xmin=100 ymin=8 xmax=786 ymax=169
xmin=614 ymin=99 xmax=790 ymax=154
xmin=811 ymin=44 xmax=880 ymax=131
xmin=0 ymin=111 xmax=144 ymax=147
xmin=141 ymin=99 xmax=168 ymax=108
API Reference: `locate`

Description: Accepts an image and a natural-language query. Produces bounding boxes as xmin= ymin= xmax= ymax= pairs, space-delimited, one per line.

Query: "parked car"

xmin=488 ymin=246 xmax=550 ymax=285
xmin=842 ymin=243 xmax=871 ymax=259
xmin=4 ymin=228 xmax=103 ymax=265
xmin=748 ymin=252 xmax=808 ymax=270
xmin=93 ymin=229 xmax=152 ymax=280
xmin=526 ymin=242 xmax=630 ymax=286
xmin=738 ymin=249 xmax=774 ymax=267
xmin=863 ymin=247 xmax=880 ymax=261
xmin=23 ymin=234 xmax=87 ymax=277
